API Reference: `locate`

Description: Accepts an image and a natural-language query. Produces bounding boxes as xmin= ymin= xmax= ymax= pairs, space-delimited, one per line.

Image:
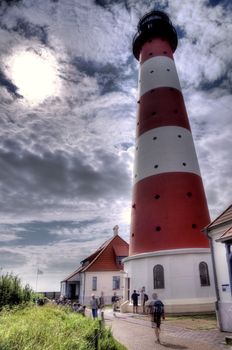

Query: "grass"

xmin=0 ymin=304 xmax=127 ymax=350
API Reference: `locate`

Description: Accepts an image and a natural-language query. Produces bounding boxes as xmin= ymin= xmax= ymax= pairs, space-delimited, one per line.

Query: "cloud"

xmin=0 ymin=0 xmax=231 ymax=291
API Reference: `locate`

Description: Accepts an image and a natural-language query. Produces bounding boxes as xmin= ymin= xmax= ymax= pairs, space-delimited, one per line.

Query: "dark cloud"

xmin=11 ymin=19 xmax=48 ymax=45
xmin=0 ymin=250 xmax=26 ymax=268
xmin=0 ymin=70 xmax=22 ymax=98
xmin=0 ymin=0 xmax=21 ymax=7
xmin=0 ymin=146 xmax=131 ymax=217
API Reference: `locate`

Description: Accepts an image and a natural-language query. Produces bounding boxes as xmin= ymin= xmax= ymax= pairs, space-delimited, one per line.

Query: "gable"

xmin=83 ymin=234 xmax=129 ymax=272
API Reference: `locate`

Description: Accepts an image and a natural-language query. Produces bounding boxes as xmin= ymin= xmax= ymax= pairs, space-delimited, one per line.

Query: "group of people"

xmin=59 ymin=289 xmax=164 ymax=344
xmin=131 ymin=289 xmax=165 ymax=344
xmin=72 ymin=302 xmax=86 ymax=316
xmin=89 ymin=291 xmax=121 ymax=319
xmin=131 ymin=287 xmax=149 ymax=314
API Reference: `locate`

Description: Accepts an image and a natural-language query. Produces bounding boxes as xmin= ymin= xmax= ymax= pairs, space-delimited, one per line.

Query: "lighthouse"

xmin=123 ymin=10 xmax=216 ymax=313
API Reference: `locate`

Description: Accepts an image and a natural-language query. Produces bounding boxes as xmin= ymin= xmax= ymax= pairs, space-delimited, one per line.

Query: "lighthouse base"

xmin=122 ymin=248 xmax=216 ymax=314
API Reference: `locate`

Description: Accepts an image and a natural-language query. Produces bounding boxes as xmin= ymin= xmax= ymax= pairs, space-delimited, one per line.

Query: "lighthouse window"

xmin=199 ymin=262 xmax=210 ymax=286
xmin=154 ymin=194 xmax=160 ymax=199
xmin=173 ymin=109 xmax=178 ymax=113
xmin=182 ymin=162 xmax=186 ymax=166
xmin=192 ymin=224 xmax=197 ymax=229
xmin=153 ymin=264 xmax=165 ymax=289
xmin=167 ymin=68 xmax=170 ymax=72
xmin=163 ymin=51 xmax=167 ymax=54
xmin=152 ymin=112 xmax=156 ymax=116
xmin=187 ymin=192 xmax=192 ymax=197
xmin=153 ymin=136 xmax=157 ymax=140
xmin=154 ymin=164 xmax=159 ymax=168
xmin=149 ymin=52 xmax=153 ymax=56
xmin=178 ymin=135 xmax=182 ymax=138
xmin=150 ymin=70 xmax=154 ymax=73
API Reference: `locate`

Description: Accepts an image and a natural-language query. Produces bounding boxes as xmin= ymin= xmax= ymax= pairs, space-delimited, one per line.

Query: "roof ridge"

xmin=206 ymin=204 xmax=232 ymax=230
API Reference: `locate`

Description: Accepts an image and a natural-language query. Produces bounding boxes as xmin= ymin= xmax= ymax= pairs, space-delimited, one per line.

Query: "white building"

xmin=204 ymin=205 xmax=232 ymax=332
xmin=61 ymin=227 xmax=129 ymax=305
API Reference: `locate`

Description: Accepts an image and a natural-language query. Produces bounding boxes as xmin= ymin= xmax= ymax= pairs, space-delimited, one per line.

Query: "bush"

xmin=0 ymin=304 xmax=127 ymax=350
xmin=0 ymin=273 xmax=33 ymax=310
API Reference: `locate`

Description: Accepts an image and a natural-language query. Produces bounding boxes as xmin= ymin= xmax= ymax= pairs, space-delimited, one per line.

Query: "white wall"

xmin=124 ymin=248 xmax=215 ymax=306
xmin=209 ymin=223 xmax=232 ymax=332
xmin=83 ymin=271 xmax=125 ymax=305
xmin=210 ymin=224 xmax=231 ymax=302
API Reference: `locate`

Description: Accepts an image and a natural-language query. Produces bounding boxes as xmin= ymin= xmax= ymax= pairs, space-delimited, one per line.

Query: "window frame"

xmin=199 ymin=261 xmax=210 ymax=286
xmin=112 ymin=276 xmax=120 ymax=290
xmin=92 ymin=276 xmax=97 ymax=291
xmin=153 ymin=264 xmax=165 ymax=289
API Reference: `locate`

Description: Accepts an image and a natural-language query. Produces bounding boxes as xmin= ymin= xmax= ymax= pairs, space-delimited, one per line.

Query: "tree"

xmin=0 ymin=273 xmax=33 ymax=309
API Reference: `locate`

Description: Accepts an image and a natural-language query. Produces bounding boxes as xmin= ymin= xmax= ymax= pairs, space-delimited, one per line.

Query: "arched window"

xmin=199 ymin=262 xmax=210 ymax=286
xmin=153 ymin=264 xmax=165 ymax=289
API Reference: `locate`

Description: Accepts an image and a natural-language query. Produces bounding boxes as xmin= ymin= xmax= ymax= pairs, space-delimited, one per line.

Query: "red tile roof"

xmin=62 ymin=234 xmax=129 ymax=281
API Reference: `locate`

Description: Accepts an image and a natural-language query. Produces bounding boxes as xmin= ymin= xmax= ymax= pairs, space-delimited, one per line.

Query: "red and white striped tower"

xmin=123 ymin=10 xmax=215 ymax=313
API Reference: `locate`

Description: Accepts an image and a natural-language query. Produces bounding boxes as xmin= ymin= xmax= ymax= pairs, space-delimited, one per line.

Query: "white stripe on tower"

xmin=139 ymin=56 xmax=181 ymax=96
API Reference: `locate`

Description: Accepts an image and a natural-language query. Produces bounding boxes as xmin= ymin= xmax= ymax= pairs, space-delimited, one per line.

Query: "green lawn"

xmin=0 ymin=304 xmax=127 ymax=350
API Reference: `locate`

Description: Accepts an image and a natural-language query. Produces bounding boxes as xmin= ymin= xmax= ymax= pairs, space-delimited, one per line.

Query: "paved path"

xmin=103 ymin=310 xmax=232 ymax=350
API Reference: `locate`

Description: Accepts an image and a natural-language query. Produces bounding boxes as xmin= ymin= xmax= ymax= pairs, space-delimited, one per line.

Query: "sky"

xmin=0 ymin=0 xmax=231 ymax=292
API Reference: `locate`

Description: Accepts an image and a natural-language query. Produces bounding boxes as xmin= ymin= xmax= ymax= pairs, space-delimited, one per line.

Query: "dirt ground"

xmin=134 ymin=313 xmax=218 ymax=331
xmin=164 ymin=314 xmax=218 ymax=330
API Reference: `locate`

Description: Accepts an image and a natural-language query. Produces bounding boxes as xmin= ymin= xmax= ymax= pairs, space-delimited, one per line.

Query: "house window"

xmin=113 ymin=276 xmax=120 ymax=290
xmin=153 ymin=264 xmax=165 ymax=289
xmin=92 ymin=276 xmax=97 ymax=291
xmin=116 ymin=256 xmax=124 ymax=266
xmin=199 ymin=262 xmax=210 ymax=286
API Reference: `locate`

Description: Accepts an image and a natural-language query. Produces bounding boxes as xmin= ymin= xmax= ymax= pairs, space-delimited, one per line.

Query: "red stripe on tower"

xmin=130 ymin=10 xmax=210 ymax=256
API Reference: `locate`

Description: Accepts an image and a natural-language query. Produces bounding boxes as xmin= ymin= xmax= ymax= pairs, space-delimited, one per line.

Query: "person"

xmin=90 ymin=294 xmax=98 ymax=319
xmin=131 ymin=290 xmax=140 ymax=313
xmin=140 ymin=287 xmax=149 ymax=314
xmin=111 ymin=292 xmax=119 ymax=315
xmin=149 ymin=293 xmax=165 ymax=344
xmin=99 ymin=291 xmax=105 ymax=310
xmin=77 ymin=303 xmax=86 ymax=316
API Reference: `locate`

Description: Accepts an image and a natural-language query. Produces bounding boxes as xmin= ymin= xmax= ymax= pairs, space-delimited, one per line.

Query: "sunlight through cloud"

xmin=8 ymin=49 xmax=60 ymax=104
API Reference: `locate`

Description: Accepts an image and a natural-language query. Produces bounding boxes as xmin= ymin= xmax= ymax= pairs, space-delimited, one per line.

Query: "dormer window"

xmin=116 ymin=256 xmax=125 ymax=266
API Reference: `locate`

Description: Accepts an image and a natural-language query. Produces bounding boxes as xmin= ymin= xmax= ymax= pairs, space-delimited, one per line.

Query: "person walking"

xmin=99 ymin=291 xmax=105 ymax=310
xmin=140 ymin=286 xmax=148 ymax=314
xmin=131 ymin=290 xmax=140 ymax=313
xmin=90 ymin=294 xmax=98 ymax=319
xmin=111 ymin=292 xmax=119 ymax=316
xmin=149 ymin=293 xmax=165 ymax=344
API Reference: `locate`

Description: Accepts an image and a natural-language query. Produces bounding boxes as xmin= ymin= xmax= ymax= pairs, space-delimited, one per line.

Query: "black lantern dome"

xmin=133 ymin=10 xmax=178 ymax=60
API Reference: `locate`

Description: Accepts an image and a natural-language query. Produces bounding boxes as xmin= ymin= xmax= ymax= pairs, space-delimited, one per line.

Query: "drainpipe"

xmin=204 ymin=227 xmax=222 ymax=330
xmin=82 ymin=272 xmax=86 ymax=305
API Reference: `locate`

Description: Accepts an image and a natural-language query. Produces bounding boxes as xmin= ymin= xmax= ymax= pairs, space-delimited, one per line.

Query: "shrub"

xmin=0 ymin=273 xmax=33 ymax=310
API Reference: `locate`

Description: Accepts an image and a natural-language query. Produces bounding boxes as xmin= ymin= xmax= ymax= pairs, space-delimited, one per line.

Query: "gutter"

xmin=203 ymin=227 xmax=222 ymax=330
xmin=82 ymin=272 xmax=86 ymax=305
